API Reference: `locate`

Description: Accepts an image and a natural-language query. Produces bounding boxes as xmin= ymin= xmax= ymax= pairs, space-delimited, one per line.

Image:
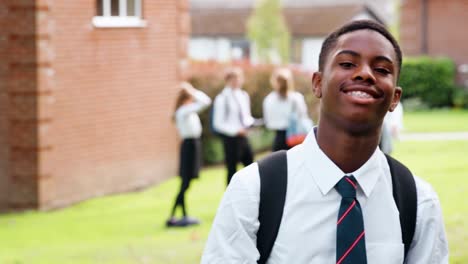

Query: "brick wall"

xmin=426 ymin=1 xmax=468 ymax=64
xmin=0 ymin=0 xmax=189 ymax=211
xmin=400 ymin=0 xmax=423 ymax=56
xmin=36 ymin=0 xmax=189 ymax=210
xmin=0 ymin=0 xmax=40 ymax=211
xmin=400 ymin=0 xmax=468 ymax=84
xmin=0 ymin=0 xmax=10 ymax=210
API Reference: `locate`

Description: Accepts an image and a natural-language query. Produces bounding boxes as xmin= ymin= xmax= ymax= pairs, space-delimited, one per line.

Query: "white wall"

xmin=301 ymin=37 xmax=325 ymax=71
xmin=189 ymin=38 xmax=231 ymax=61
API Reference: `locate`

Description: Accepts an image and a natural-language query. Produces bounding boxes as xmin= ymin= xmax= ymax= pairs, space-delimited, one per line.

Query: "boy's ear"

xmin=389 ymin=86 xmax=402 ymax=112
xmin=312 ymin=72 xmax=323 ymax=98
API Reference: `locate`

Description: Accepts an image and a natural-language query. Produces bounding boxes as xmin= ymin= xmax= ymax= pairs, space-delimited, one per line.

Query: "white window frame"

xmin=93 ymin=0 xmax=147 ymax=28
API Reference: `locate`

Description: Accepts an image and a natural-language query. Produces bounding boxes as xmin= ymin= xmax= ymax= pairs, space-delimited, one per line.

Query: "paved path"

xmin=400 ymin=132 xmax=468 ymax=141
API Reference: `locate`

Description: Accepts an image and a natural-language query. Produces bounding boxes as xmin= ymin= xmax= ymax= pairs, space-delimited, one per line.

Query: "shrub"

xmin=452 ymin=87 xmax=468 ymax=109
xmin=399 ymin=57 xmax=456 ymax=108
xmin=202 ymin=137 xmax=224 ymax=164
xmin=187 ymin=62 xmax=318 ymax=164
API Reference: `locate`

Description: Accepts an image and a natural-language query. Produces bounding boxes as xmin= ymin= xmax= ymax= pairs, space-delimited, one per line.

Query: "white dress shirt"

xmin=201 ymin=130 xmax=448 ymax=264
xmin=213 ymin=87 xmax=254 ymax=137
xmin=175 ymin=90 xmax=211 ymax=139
xmin=263 ymin=91 xmax=308 ymax=130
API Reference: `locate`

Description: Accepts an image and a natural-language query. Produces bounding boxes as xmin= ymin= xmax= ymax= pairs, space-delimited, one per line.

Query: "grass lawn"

xmin=403 ymin=109 xmax=468 ymax=132
xmin=1 ymin=108 xmax=467 ymax=263
xmin=1 ymin=140 xmax=467 ymax=263
xmin=392 ymin=140 xmax=468 ymax=264
xmin=0 ymin=166 xmax=227 ymax=264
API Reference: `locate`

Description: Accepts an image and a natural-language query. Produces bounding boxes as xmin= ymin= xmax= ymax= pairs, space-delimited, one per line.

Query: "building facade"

xmin=189 ymin=0 xmax=389 ymax=71
xmin=0 ymin=0 xmax=189 ymax=211
xmin=400 ymin=0 xmax=468 ymax=86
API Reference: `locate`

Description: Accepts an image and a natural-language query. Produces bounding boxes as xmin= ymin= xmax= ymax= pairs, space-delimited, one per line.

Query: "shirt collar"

xmin=224 ymin=86 xmax=240 ymax=92
xmin=302 ymin=128 xmax=383 ymax=197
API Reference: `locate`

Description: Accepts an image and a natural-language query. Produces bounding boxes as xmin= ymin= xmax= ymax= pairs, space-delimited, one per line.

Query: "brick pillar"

xmin=177 ymin=0 xmax=190 ymax=80
xmin=0 ymin=1 xmax=10 ymax=211
xmin=36 ymin=0 xmax=55 ymax=209
xmin=1 ymin=0 xmax=40 ymax=211
xmin=400 ymin=0 xmax=423 ymax=56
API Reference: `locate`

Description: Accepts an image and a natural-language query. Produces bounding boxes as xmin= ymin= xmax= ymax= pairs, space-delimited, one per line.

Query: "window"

xmin=93 ymin=0 xmax=146 ymax=28
xmin=230 ymin=39 xmax=251 ymax=60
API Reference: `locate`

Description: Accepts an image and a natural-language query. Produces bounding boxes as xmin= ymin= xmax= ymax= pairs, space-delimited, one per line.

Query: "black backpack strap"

xmin=256 ymin=150 xmax=288 ymax=264
xmin=385 ymin=154 xmax=417 ymax=260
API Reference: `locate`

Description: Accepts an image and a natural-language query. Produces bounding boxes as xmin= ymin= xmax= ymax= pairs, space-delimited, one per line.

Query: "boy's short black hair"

xmin=318 ymin=20 xmax=402 ymax=77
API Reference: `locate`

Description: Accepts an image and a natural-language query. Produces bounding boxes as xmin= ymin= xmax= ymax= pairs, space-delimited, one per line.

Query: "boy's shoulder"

xmin=412 ymin=174 xmax=440 ymax=205
xmin=229 ymin=162 xmax=261 ymax=197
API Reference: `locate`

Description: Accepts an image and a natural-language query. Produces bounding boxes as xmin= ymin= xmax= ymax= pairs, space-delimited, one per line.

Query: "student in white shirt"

xmin=201 ymin=20 xmax=448 ymax=263
xmin=263 ymin=68 xmax=309 ymax=151
xmin=213 ymin=67 xmax=255 ymax=185
xmin=387 ymin=101 xmax=404 ymax=139
xmin=380 ymin=102 xmax=404 ymax=154
xmin=167 ymin=82 xmax=211 ymax=227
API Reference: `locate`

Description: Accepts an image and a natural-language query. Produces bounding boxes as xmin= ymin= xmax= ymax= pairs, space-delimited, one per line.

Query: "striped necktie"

xmin=335 ymin=175 xmax=367 ymax=264
xmin=232 ymin=91 xmax=246 ymax=127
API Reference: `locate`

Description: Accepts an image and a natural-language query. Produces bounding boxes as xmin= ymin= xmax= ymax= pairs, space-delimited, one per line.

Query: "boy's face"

xmin=312 ymin=29 xmax=401 ymax=133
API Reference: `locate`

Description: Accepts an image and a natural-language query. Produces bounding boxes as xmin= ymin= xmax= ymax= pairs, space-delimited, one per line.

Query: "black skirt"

xmin=179 ymin=138 xmax=201 ymax=180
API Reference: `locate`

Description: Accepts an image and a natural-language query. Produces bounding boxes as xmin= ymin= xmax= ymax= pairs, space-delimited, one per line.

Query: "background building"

xmin=189 ymin=0 xmax=394 ymax=71
xmin=0 ymin=0 xmax=189 ymax=211
xmin=399 ymin=0 xmax=468 ymax=86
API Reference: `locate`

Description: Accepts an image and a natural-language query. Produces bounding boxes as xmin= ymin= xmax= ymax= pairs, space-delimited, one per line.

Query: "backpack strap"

xmin=256 ymin=151 xmax=416 ymax=262
xmin=257 ymin=150 xmax=288 ymax=264
xmin=385 ymin=154 xmax=417 ymax=260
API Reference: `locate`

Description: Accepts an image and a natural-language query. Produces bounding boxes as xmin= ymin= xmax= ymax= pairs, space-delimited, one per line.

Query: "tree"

xmin=247 ymin=0 xmax=291 ymax=64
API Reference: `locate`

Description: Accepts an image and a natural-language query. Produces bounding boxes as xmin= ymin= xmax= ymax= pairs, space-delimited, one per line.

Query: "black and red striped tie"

xmin=335 ymin=175 xmax=367 ymax=264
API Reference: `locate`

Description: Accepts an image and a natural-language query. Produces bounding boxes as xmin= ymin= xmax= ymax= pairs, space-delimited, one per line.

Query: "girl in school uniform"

xmin=263 ymin=68 xmax=309 ymax=151
xmin=167 ymin=82 xmax=211 ymax=227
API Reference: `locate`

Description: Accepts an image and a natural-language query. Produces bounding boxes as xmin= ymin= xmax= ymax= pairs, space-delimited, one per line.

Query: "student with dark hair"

xmin=166 ymin=82 xmax=211 ymax=227
xmin=263 ymin=68 xmax=309 ymax=151
xmin=212 ymin=67 xmax=255 ymax=185
xmin=201 ymin=20 xmax=448 ymax=263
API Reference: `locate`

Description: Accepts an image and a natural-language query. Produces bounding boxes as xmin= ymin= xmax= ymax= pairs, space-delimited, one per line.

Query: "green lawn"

xmin=404 ymin=109 xmax=468 ymax=132
xmin=393 ymin=140 xmax=467 ymax=264
xmin=1 ymin=140 xmax=467 ymax=263
xmin=1 ymin=110 xmax=467 ymax=263
xmin=0 ymin=167 xmax=227 ymax=264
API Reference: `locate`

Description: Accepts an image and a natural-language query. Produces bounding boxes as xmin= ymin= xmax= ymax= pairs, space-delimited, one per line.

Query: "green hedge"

xmin=187 ymin=62 xmax=318 ymax=164
xmin=399 ymin=56 xmax=456 ymax=108
xmin=452 ymin=87 xmax=468 ymax=109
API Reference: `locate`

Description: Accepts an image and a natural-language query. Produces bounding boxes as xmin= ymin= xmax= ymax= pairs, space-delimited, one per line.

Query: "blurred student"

xmin=388 ymin=101 xmax=404 ymax=139
xmin=263 ymin=68 xmax=309 ymax=151
xmin=212 ymin=67 xmax=255 ymax=185
xmin=167 ymin=82 xmax=211 ymax=227
xmin=380 ymin=101 xmax=404 ymax=154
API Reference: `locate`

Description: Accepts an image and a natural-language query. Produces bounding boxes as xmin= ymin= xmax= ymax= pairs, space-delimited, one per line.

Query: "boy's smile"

xmin=313 ymin=29 xmax=401 ymax=133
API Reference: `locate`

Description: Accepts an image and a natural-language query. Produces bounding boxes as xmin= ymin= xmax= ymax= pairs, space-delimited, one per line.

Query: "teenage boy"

xmin=201 ymin=20 xmax=448 ymax=264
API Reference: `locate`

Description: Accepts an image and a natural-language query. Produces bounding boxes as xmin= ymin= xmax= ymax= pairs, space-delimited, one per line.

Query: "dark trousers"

xmin=272 ymin=130 xmax=290 ymax=151
xmin=171 ymin=176 xmax=191 ymax=217
xmin=221 ymin=135 xmax=253 ymax=185
xmin=170 ymin=138 xmax=200 ymax=217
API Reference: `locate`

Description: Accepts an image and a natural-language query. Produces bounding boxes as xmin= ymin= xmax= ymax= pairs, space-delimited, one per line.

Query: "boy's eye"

xmin=339 ymin=62 xmax=355 ymax=68
xmin=375 ymin=68 xmax=391 ymax=75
